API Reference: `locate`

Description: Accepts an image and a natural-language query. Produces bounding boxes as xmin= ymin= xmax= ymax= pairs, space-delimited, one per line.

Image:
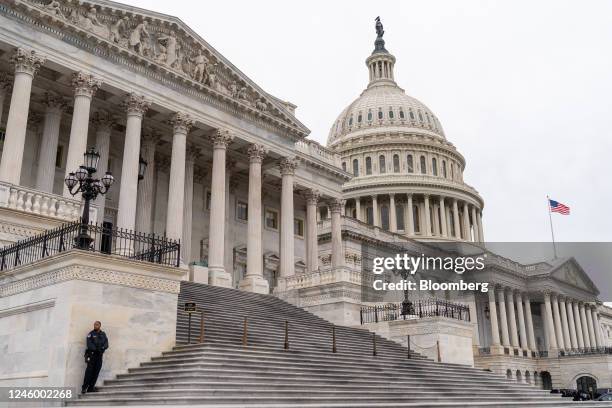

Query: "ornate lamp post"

xmin=65 ymin=147 xmax=114 ymax=249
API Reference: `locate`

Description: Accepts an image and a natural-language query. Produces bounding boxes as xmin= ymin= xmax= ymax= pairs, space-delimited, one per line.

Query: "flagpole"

xmin=546 ymin=195 xmax=558 ymax=259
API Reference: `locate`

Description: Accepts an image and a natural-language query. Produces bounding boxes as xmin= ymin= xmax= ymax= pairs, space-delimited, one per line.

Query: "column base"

xmin=208 ymin=267 xmax=232 ymax=288
xmin=239 ymin=275 xmax=270 ymax=294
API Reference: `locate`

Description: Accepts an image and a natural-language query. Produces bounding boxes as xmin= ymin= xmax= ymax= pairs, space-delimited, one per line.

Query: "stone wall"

xmin=0 ymin=250 xmax=184 ymax=395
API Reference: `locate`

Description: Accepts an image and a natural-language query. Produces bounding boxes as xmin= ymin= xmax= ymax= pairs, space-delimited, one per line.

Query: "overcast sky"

xmin=128 ymin=0 xmax=612 ymax=244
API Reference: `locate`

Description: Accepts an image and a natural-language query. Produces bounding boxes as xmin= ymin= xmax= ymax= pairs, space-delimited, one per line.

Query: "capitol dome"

xmin=327 ymin=18 xmax=485 ymax=243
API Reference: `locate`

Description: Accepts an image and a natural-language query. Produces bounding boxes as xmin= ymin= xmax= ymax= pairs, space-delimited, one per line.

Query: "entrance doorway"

xmin=576 ymin=376 xmax=597 ymax=399
xmin=540 ymin=371 xmax=552 ymax=390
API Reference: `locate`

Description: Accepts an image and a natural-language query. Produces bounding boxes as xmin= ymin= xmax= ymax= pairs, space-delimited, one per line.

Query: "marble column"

xmin=0 ymin=73 xmax=12 ymax=128
xmin=239 ymin=144 xmax=269 ymax=294
xmin=182 ymin=145 xmax=200 ymax=265
xmin=471 ymin=206 xmax=480 ymax=242
xmin=439 ymin=197 xmax=447 ymax=237
xmin=488 ymin=287 xmax=501 ymax=346
xmin=497 ymin=288 xmax=510 ymax=346
xmin=477 ymin=210 xmax=485 ymax=242
xmin=116 ymin=93 xmax=150 ymax=247
xmin=135 ymin=128 xmax=160 ymax=233
xmin=524 ymin=294 xmax=537 ymax=350
xmin=389 ymin=193 xmax=397 ymax=232
xmin=507 ymin=289 xmax=520 ymax=348
xmin=579 ymin=302 xmax=592 ymax=348
xmin=407 ymin=194 xmax=415 ymax=235
xmin=544 ymin=292 xmax=558 ymax=350
xmin=305 ymin=189 xmax=320 ymax=273
xmin=559 ymin=296 xmax=571 ymax=350
xmin=0 ymin=48 xmax=45 ymax=184
xmin=592 ymin=308 xmax=603 ymax=348
xmin=165 ymin=113 xmax=193 ymax=245
xmin=355 ymin=197 xmax=361 ymax=222
xmin=551 ymin=294 xmax=565 ymax=350
xmin=452 ymin=199 xmax=461 ymax=239
xmin=573 ymin=300 xmax=585 ymax=348
xmin=330 ymin=198 xmax=345 ymax=268
xmin=35 ymin=93 xmax=66 ymax=192
xmin=279 ymin=158 xmax=298 ymax=278
xmin=515 ymin=291 xmax=528 ymax=349
xmin=566 ymin=299 xmax=578 ymax=349
xmin=372 ymin=195 xmax=379 ymax=227
xmin=63 ymin=72 xmax=102 ymax=197
xmin=423 ymin=194 xmax=432 ymax=237
xmin=207 ymin=129 xmax=233 ymax=277
xmin=462 ymin=202 xmax=470 ymax=240
xmin=91 ymin=111 xmax=115 ymax=224
xmin=585 ymin=303 xmax=596 ymax=348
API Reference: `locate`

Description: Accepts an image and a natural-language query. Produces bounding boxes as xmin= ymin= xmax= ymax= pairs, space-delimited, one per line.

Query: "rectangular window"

xmin=294 ymin=218 xmax=304 ymax=237
xmin=236 ymin=201 xmax=248 ymax=221
xmin=265 ymin=208 xmax=279 ymax=230
xmin=55 ymin=145 xmax=64 ymax=168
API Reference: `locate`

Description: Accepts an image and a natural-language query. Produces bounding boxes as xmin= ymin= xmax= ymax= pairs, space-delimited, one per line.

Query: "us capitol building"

xmin=0 ymin=0 xmax=610 ymax=402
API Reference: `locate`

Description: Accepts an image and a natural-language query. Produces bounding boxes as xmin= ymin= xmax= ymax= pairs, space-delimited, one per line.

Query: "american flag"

xmin=549 ymin=199 xmax=570 ymax=215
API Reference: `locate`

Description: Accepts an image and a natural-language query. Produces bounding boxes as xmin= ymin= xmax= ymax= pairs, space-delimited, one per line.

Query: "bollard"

xmin=332 ymin=325 xmax=337 ymax=353
xmin=372 ymin=332 xmax=377 ymax=356
xmin=199 ymin=312 xmax=204 ymax=343
xmin=284 ymin=320 xmax=289 ymax=350
xmin=407 ymin=335 xmax=411 ymax=359
xmin=242 ymin=317 xmax=248 ymax=347
xmin=437 ymin=340 xmax=441 ymax=362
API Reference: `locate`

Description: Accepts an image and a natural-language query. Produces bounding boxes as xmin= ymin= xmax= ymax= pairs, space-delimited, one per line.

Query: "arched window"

xmin=352 ymin=159 xmax=359 ymax=176
xmin=366 ymin=206 xmax=374 ymax=225
xmin=450 ymin=163 xmax=454 ymax=180
xmin=399 ymin=109 xmax=405 ymax=119
xmin=379 ymin=155 xmax=386 ymax=174
xmin=413 ymin=205 xmax=420 ymax=233
xmin=442 ymin=160 xmax=447 ymax=178
xmin=367 ymin=110 xmax=373 ymax=121
xmin=381 ymin=205 xmax=389 ymax=230
xmin=365 ymin=156 xmax=372 ymax=175
xmin=432 ymin=158 xmax=438 ymax=176
xmin=348 ymin=115 xmax=353 ymax=126
xmin=341 ymin=162 xmax=346 ymax=172
xmin=418 ymin=111 xmax=424 ymax=122
xmin=393 ymin=154 xmax=400 ymax=172
xmin=388 ymin=108 xmax=394 ymax=119
xmin=396 ymin=205 xmax=404 ymax=230
xmin=357 ymin=112 xmax=362 ymax=123
xmin=407 ymin=154 xmax=414 ymax=173
xmin=420 ymin=156 xmax=427 ymax=174
xmin=409 ymin=109 xmax=415 ymax=120
xmin=378 ymin=109 xmax=383 ymax=120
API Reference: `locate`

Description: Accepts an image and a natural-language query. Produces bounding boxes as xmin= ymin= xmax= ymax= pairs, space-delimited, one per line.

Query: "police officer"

xmin=81 ymin=321 xmax=109 ymax=394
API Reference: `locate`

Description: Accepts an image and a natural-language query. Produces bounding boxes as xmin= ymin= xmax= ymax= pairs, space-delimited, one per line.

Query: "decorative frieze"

xmin=10 ymin=47 xmax=46 ymax=76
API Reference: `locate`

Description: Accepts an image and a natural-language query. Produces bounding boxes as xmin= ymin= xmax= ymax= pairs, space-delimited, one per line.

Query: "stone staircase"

xmin=69 ymin=281 xmax=612 ymax=407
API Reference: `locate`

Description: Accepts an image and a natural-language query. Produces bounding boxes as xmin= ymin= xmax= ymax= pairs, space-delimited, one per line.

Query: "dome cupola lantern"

xmin=367 ymin=17 xmax=396 ymax=87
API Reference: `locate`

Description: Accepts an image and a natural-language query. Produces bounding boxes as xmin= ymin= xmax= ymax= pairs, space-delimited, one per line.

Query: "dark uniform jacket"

xmin=86 ymin=330 xmax=109 ymax=355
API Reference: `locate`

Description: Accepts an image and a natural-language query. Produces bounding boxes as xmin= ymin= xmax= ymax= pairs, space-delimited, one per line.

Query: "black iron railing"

xmin=0 ymin=221 xmax=180 ymax=271
xmin=558 ymin=347 xmax=612 ymax=357
xmin=360 ymin=299 xmax=470 ymax=324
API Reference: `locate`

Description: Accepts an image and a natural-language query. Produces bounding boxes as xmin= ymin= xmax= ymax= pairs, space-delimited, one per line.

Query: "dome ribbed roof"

xmin=327 ymin=84 xmax=445 ymax=147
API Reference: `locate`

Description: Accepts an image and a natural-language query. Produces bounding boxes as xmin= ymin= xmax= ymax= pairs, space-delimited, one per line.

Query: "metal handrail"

xmin=360 ymin=299 xmax=471 ymax=324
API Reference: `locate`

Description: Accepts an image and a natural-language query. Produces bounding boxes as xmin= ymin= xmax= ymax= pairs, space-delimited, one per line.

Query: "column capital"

xmin=371 ymin=194 xmax=378 ymax=201
xmin=170 ymin=112 xmax=194 ymax=135
xmin=42 ymin=91 xmax=67 ymax=113
xmin=186 ymin=144 xmax=202 ymax=163
xmin=279 ymin=157 xmax=298 ymax=176
xmin=122 ymin=92 xmax=150 ymax=116
xmin=91 ymin=109 xmax=117 ymax=133
xmin=330 ymin=198 xmax=346 ymax=214
xmin=210 ymin=129 xmax=233 ymax=148
xmin=10 ymin=48 xmax=45 ymax=76
xmin=141 ymin=127 xmax=162 ymax=148
xmin=406 ymin=192 xmax=414 ymax=198
xmin=305 ymin=189 xmax=321 ymax=205
xmin=0 ymin=72 xmax=13 ymax=92
xmin=247 ymin=144 xmax=266 ymax=163
xmin=72 ymin=72 xmax=102 ymax=98
xmin=389 ymin=193 xmax=395 ymax=198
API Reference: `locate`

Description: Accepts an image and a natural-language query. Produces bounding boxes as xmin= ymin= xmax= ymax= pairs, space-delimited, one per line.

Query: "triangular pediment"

xmin=14 ymin=0 xmax=309 ymax=136
xmin=549 ymin=258 xmax=599 ymax=295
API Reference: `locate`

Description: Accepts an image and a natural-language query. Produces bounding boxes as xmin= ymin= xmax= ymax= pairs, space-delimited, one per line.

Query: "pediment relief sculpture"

xmin=17 ymin=0 xmax=305 ymax=135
